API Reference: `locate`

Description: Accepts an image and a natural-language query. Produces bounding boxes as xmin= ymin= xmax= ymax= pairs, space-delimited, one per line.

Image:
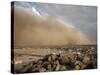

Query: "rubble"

xmin=13 ymin=45 xmax=97 ymax=73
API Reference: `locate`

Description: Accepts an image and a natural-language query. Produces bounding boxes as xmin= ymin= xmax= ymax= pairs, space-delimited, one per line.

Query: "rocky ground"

xmin=11 ymin=45 xmax=97 ymax=73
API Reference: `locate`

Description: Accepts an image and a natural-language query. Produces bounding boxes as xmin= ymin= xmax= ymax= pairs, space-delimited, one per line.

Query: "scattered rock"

xmin=13 ymin=45 xmax=97 ymax=73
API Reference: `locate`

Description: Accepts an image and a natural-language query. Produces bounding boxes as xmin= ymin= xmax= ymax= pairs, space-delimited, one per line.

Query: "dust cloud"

xmin=13 ymin=7 xmax=92 ymax=47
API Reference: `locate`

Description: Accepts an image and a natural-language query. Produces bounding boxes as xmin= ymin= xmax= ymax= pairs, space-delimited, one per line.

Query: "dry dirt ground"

xmin=12 ymin=45 xmax=97 ymax=73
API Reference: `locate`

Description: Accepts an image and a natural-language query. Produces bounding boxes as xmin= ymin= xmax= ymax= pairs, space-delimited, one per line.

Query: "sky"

xmin=14 ymin=1 xmax=97 ymax=44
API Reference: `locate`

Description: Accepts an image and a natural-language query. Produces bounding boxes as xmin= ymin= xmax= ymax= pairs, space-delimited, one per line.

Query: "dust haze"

xmin=13 ymin=7 xmax=92 ymax=47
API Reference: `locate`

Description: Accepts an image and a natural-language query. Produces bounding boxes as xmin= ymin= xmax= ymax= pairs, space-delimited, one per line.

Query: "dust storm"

xmin=13 ymin=7 xmax=92 ymax=47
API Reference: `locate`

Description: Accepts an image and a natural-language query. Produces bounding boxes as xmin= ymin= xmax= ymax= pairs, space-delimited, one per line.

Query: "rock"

xmin=47 ymin=64 xmax=52 ymax=71
xmin=75 ymin=65 xmax=81 ymax=70
xmin=51 ymin=54 xmax=57 ymax=61
xmin=83 ymin=56 xmax=90 ymax=65
xmin=55 ymin=60 xmax=60 ymax=71
xmin=39 ymin=67 xmax=46 ymax=72
xmin=48 ymin=55 xmax=52 ymax=62
xmin=58 ymin=53 xmax=70 ymax=65
xmin=60 ymin=65 xmax=66 ymax=71
xmin=74 ymin=60 xmax=84 ymax=69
